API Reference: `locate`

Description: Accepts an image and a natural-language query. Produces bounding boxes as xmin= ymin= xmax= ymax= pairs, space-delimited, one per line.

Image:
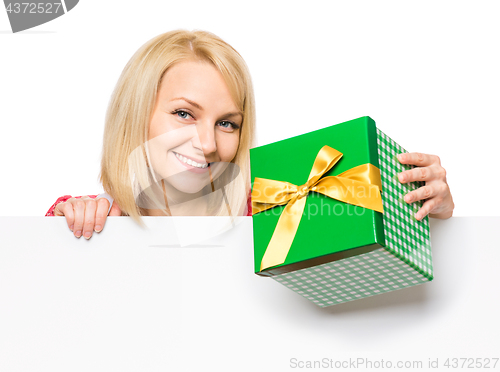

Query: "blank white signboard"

xmin=0 ymin=217 xmax=498 ymax=371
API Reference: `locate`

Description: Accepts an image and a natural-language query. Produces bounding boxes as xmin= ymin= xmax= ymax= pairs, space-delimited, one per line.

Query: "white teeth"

xmin=174 ymin=152 xmax=208 ymax=168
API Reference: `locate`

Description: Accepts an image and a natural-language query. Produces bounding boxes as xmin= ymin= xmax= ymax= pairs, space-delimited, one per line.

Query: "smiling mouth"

xmin=173 ymin=152 xmax=210 ymax=169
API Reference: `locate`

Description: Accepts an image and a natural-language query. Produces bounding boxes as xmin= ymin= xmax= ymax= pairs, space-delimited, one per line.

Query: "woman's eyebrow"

xmin=171 ymin=97 xmax=243 ymax=119
xmin=220 ymin=112 xmax=243 ymax=120
xmin=171 ymin=97 xmax=203 ymax=110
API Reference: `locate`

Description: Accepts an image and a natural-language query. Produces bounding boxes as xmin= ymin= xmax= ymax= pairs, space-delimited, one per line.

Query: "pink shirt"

xmin=46 ymin=195 xmax=252 ymax=216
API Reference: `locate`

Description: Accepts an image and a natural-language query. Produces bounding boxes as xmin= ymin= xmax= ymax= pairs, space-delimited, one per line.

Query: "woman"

xmin=47 ymin=30 xmax=454 ymax=239
xmin=47 ymin=30 xmax=254 ymax=236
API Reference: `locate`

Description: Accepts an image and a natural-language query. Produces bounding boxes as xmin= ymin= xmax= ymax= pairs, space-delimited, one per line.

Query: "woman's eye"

xmin=218 ymin=121 xmax=240 ymax=131
xmin=174 ymin=110 xmax=192 ymax=120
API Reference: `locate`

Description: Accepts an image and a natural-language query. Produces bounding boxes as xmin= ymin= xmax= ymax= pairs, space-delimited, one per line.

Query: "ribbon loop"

xmin=253 ymin=145 xmax=384 ymax=272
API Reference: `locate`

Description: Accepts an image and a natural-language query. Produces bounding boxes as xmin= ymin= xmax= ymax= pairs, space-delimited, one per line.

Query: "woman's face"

xmin=147 ymin=60 xmax=242 ymax=195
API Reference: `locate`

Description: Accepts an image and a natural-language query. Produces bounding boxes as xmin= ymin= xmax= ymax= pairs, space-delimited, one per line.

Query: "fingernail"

xmin=415 ymin=213 xmax=421 ymax=221
xmin=75 ymin=231 xmax=82 ymax=238
xmin=84 ymin=232 xmax=92 ymax=239
xmin=69 ymin=225 xmax=74 ymax=231
xmin=399 ymin=173 xmax=406 ymax=182
xmin=398 ymin=154 xmax=404 ymax=161
xmin=405 ymin=194 xmax=412 ymax=203
xmin=95 ymin=225 xmax=102 ymax=232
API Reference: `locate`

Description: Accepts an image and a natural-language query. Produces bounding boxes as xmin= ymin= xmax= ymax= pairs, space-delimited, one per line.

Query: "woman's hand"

xmin=397 ymin=152 xmax=454 ymax=221
xmin=53 ymin=196 xmax=122 ymax=239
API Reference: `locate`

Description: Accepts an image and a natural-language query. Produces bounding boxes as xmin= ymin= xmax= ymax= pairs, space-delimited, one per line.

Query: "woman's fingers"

xmin=398 ymin=164 xmax=444 ymax=184
xmin=71 ymin=198 xmax=86 ymax=238
xmin=415 ymin=198 xmax=438 ymax=221
xmin=54 ymin=201 xmax=75 ymax=231
xmin=54 ymin=196 xmax=120 ymax=238
xmin=398 ymin=152 xmax=454 ymax=220
xmin=397 ymin=152 xmax=440 ymax=167
xmin=109 ymin=202 xmax=122 ymax=216
xmin=94 ymin=198 xmax=110 ymax=233
xmin=404 ymin=185 xmax=434 ymax=204
xmin=82 ymin=198 xmax=97 ymax=239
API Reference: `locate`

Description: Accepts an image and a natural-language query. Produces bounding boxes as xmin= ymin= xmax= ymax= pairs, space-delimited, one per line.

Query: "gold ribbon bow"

xmin=252 ymin=145 xmax=384 ymax=271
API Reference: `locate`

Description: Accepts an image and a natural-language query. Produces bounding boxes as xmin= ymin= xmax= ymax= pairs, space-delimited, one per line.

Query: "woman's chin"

xmin=167 ymin=180 xmax=209 ymax=196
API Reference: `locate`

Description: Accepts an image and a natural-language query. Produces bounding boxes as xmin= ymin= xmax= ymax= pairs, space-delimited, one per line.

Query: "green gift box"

xmin=250 ymin=116 xmax=433 ymax=307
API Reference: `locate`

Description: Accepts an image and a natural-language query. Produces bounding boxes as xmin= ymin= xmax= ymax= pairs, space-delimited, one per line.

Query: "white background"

xmin=1 ymin=1 xmax=499 ymax=216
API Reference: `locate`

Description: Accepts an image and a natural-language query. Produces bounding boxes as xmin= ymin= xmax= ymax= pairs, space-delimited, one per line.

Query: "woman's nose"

xmin=192 ymin=124 xmax=217 ymax=157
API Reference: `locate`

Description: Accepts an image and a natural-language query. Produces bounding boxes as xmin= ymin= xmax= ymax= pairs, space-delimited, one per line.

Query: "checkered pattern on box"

xmin=377 ymin=129 xmax=433 ymax=280
xmin=273 ymin=248 xmax=428 ymax=307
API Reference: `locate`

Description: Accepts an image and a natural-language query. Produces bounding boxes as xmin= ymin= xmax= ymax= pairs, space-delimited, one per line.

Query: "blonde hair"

xmin=100 ymin=30 xmax=255 ymax=221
